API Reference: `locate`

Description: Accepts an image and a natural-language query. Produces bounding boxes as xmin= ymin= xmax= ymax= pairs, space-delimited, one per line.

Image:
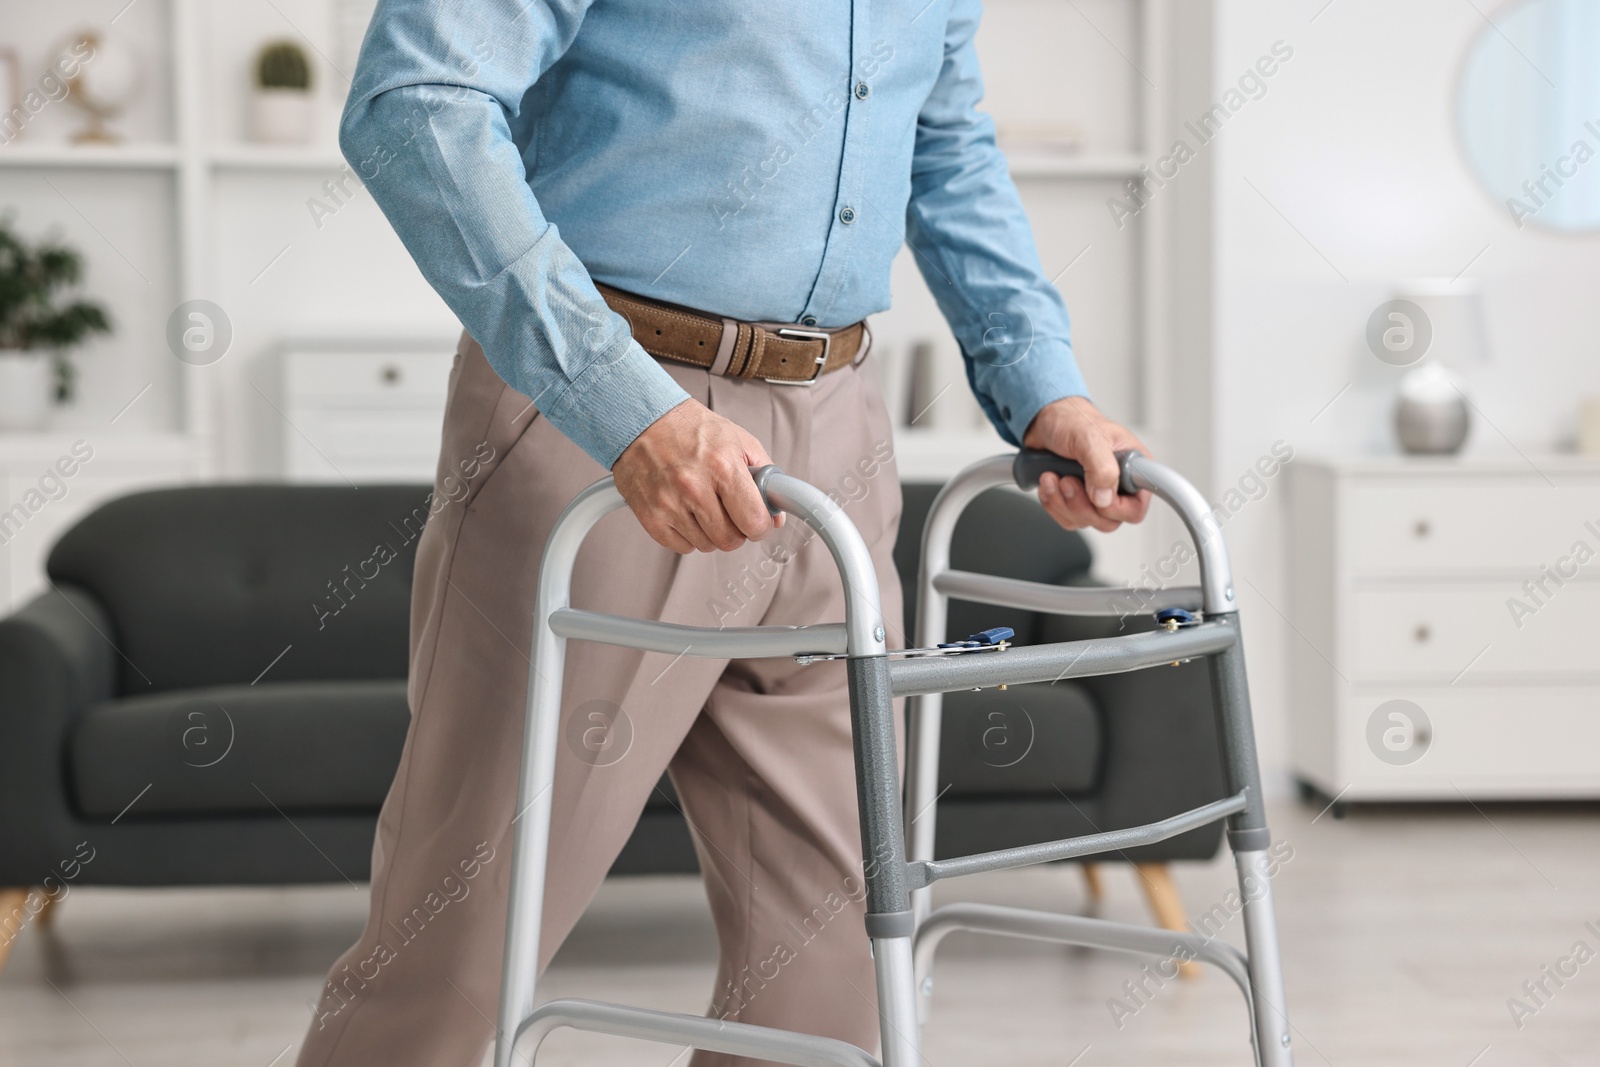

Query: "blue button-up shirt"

xmin=342 ymin=0 xmax=1090 ymax=468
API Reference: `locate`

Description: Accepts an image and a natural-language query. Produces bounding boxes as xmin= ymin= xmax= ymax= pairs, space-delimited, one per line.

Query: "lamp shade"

xmin=1393 ymin=278 xmax=1489 ymax=367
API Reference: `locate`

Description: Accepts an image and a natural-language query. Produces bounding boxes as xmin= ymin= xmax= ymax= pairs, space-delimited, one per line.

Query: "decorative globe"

xmin=57 ymin=30 xmax=143 ymax=143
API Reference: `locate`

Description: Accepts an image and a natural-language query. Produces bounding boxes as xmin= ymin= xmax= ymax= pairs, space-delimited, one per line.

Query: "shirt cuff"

xmin=541 ymin=343 xmax=692 ymax=469
xmin=975 ymin=338 xmax=1092 ymax=446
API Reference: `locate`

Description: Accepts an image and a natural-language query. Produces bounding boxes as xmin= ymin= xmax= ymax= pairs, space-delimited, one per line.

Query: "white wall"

xmin=1212 ymin=0 xmax=1600 ymax=787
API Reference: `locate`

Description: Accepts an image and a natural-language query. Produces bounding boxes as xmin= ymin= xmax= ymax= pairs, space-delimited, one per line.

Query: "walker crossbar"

xmin=887 ymin=616 xmax=1238 ymax=697
xmin=932 ymin=568 xmax=1205 ymax=616
xmin=906 ymin=790 xmax=1251 ymax=888
xmin=912 ymin=903 xmax=1255 ymax=1008
xmin=510 ymin=998 xmax=883 ymax=1067
xmin=549 ymin=607 xmax=849 ymax=658
xmin=495 ymin=450 xmax=1292 ymax=1067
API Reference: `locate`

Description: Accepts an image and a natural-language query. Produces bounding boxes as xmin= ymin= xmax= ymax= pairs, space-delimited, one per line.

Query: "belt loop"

xmin=727 ymin=323 xmax=753 ymax=378
xmin=853 ymin=321 xmax=872 ymax=367
xmin=739 ymin=326 xmax=767 ymax=379
xmin=710 ymin=318 xmax=738 ymax=376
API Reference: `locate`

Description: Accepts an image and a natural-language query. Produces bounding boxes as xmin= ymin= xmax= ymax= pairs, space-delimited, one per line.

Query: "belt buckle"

xmin=768 ymin=327 xmax=831 ymax=385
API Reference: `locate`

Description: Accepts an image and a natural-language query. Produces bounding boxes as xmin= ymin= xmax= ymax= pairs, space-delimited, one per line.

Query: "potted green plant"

xmin=250 ymin=39 xmax=314 ymax=144
xmin=0 ymin=221 xmax=112 ymax=430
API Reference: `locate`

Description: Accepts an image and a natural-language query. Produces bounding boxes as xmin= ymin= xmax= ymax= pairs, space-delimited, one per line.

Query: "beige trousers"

xmin=294 ymin=333 xmax=904 ymax=1067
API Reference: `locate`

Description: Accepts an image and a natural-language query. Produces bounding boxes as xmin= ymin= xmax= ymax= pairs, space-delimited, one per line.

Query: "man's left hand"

xmin=1022 ymin=396 xmax=1152 ymax=533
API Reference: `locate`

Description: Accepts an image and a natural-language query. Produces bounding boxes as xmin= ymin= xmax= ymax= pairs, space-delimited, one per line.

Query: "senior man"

xmin=298 ymin=0 xmax=1149 ymax=1064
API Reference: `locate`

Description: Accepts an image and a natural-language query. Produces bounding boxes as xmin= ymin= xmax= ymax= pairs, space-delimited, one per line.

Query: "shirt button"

xmin=801 ymin=316 xmax=818 ymax=327
xmin=839 ymin=206 xmax=856 ymax=224
xmin=854 ymin=81 xmax=870 ymax=100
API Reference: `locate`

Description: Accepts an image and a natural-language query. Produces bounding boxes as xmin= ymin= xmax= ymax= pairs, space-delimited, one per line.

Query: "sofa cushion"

xmin=938 ymin=681 xmax=1102 ymax=797
xmin=895 ymin=483 xmax=1092 ymax=645
xmin=70 ymin=680 xmax=409 ymax=818
xmin=48 ymin=485 xmax=432 ymax=694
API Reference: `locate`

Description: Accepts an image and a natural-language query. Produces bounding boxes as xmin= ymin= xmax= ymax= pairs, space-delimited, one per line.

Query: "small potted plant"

xmin=250 ymin=39 xmax=314 ymax=144
xmin=0 ymin=220 xmax=112 ymax=430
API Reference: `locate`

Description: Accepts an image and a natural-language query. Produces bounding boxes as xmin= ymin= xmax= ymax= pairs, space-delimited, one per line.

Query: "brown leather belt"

xmin=596 ymin=283 xmax=867 ymax=385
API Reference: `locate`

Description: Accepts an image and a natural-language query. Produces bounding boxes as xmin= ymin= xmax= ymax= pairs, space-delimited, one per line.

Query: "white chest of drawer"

xmin=281 ymin=346 xmax=458 ymax=483
xmin=1287 ymin=456 xmax=1600 ymax=801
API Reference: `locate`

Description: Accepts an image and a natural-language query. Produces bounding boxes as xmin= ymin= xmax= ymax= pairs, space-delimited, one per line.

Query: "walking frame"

xmin=494 ymin=448 xmax=1293 ymax=1067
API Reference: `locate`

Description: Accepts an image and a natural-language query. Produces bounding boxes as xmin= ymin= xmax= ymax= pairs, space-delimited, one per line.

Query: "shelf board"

xmin=0 ymin=430 xmax=201 ymax=464
xmin=1005 ymin=151 xmax=1143 ymax=179
xmin=0 ymin=142 xmax=180 ymax=169
xmin=207 ymin=144 xmax=349 ymax=171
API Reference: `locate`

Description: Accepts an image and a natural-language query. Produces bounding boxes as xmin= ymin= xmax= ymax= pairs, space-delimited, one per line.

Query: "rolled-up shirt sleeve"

xmin=905 ymin=0 xmax=1091 ymax=446
xmin=340 ymin=0 xmax=689 ymax=469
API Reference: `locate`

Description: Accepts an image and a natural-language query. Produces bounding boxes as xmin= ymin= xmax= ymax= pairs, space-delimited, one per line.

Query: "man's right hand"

xmin=612 ymin=399 xmax=783 ymax=554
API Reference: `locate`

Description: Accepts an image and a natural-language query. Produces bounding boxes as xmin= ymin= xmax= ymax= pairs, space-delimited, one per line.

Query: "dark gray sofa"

xmin=0 ymin=480 xmax=1224 ymax=900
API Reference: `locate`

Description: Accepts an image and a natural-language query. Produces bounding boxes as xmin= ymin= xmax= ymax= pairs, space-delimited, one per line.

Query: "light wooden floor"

xmin=2 ymin=798 xmax=1597 ymax=1066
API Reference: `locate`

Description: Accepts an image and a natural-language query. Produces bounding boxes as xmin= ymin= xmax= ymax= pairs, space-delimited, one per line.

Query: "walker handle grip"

xmin=1012 ymin=448 xmax=1140 ymax=495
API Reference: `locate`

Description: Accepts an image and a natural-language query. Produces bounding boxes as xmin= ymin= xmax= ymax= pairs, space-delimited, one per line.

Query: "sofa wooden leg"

xmin=34 ymin=887 xmax=60 ymax=928
xmin=1081 ymin=862 xmax=1104 ymax=901
xmin=0 ymin=887 xmax=32 ymax=975
xmin=1134 ymin=863 xmax=1200 ymax=979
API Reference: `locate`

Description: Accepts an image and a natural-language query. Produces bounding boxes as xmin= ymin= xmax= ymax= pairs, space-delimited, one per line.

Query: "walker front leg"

xmin=494 ymin=615 xmax=567 ymax=1067
xmin=1237 ymin=849 xmax=1292 ymax=1066
xmin=1209 ymin=624 xmax=1293 ymax=1067
xmin=902 ymin=457 xmax=1013 ymax=1025
xmin=495 ymin=481 xmax=624 ymax=1067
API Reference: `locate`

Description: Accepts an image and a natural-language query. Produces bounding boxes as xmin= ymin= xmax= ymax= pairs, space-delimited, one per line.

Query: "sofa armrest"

xmin=0 ymin=584 xmax=117 ymax=882
xmin=1035 ymin=611 xmax=1227 ymax=861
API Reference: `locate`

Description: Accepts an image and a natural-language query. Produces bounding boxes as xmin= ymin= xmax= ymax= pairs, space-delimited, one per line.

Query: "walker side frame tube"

xmin=495 ymin=470 xmax=919 ymax=1067
xmin=902 ymin=451 xmax=1292 ymax=1066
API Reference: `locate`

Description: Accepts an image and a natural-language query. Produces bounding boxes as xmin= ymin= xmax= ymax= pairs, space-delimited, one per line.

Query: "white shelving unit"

xmin=1004 ymin=150 xmax=1146 ymax=179
xmin=0 ymin=0 xmax=443 ymax=476
xmin=206 ymin=144 xmax=347 ymax=171
xmin=0 ymin=0 xmax=1215 ymax=511
xmin=0 ymin=143 xmax=183 ymax=168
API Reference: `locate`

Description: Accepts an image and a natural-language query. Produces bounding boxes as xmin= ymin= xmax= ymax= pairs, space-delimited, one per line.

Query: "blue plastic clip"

xmin=1155 ymin=608 xmax=1198 ymax=627
xmin=936 ymin=626 xmax=1014 ymax=651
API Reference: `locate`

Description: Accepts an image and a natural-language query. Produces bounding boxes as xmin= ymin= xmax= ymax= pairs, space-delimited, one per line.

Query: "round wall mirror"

xmin=1456 ymin=0 xmax=1600 ymax=232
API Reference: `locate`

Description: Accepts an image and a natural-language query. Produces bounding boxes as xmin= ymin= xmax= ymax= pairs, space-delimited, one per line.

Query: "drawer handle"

xmin=1414 ymin=624 xmax=1430 ymax=643
xmin=1413 ymin=519 xmax=1430 ymax=538
xmin=380 ymin=364 xmax=402 ymax=385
